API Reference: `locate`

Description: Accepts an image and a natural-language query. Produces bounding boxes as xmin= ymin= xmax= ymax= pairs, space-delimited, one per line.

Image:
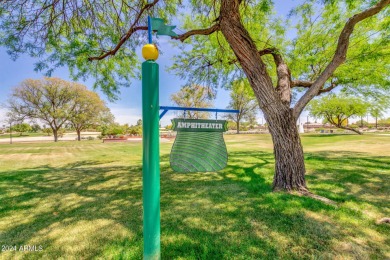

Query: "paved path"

xmin=0 ymin=132 xmax=98 ymax=143
xmin=0 ymin=134 xmax=172 ymax=143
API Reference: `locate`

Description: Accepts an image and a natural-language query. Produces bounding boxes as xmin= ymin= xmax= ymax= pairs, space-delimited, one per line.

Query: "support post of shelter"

xmin=142 ymin=60 xmax=161 ymax=260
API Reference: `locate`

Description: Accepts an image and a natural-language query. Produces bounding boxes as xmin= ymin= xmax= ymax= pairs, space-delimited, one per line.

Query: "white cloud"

xmin=109 ymin=105 xmax=176 ymax=127
xmin=160 ymin=114 xmax=175 ymax=127
xmin=109 ymin=106 xmax=142 ymax=125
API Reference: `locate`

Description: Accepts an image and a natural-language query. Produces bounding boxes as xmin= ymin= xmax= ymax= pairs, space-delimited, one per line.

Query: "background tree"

xmin=127 ymin=124 xmax=142 ymax=136
xmin=308 ymin=95 xmax=368 ymax=134
xmin=12 ymin=122 xmax=32 ymax=136
xmin=4 ymin=111 xmax=24 ymax=141
xmin=226 ymin=80 xmax=258 ymax=134
xmin=370 ymin=108 xmax=382 ymax=129
xmin=102 ymin=123 xmax=126 ymax=137
xmin=8 ymin=77 xmax=84 ymax=142
xmin=171 ymin=85 xmax=214 ymax=119
xmin=42 ymin=127 xmax=52 ymax=136
xmin=96 ymin=108 xmax=116 ymax=135
xmin=68 ymin=88 xmax=110 ymax=141
xmin=1 ymin=0 xmax=389 ymax=193
xmin=247 ymin=114 xmax=258 ymax=129
xmin=368 ymin=96 xmax=390 ymax=128
xmin=30 ymin=123 xmax=42 ymax=133
xmin=378 ymin=117 xmax=390 ymax=127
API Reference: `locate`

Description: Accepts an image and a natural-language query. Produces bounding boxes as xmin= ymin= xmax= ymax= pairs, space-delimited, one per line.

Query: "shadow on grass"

xmin=0 ymin=161 xmax=144 ymax=258
xmin=0 ymin=150 xmax=388 ymax=259
xmin=305 ymin=151 xmax=390 ymax=207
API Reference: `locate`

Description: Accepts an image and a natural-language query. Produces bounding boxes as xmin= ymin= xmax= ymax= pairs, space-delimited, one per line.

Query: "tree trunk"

xmin=236 ymin=120 xmax=240 ymax=134
xmin=77 ymin=129 xmax=81 ymax=141
xmin=375 ymin=116 xmax=378 ymax=129
xmin=266 ymin=109 xmax=307 ymax=192
xmin=53 ymin=129 xmax=58 ymax=142
xmin=219 ymin=0 xmax=307 ymax=192
xmin=339 ymin=125 xmax=362 ymax=135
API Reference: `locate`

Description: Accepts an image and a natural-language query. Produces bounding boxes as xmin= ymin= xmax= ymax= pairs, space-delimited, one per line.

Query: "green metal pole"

xmin=142 ymin=60 xmax=160 ymax=260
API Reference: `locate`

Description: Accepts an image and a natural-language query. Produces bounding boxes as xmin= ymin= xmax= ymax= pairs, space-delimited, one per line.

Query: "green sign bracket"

xmin=159 ymin=106 xmax=239 ymax=120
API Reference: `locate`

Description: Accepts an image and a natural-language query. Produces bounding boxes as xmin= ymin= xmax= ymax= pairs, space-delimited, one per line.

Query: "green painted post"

xmin=142 ymin=60 xmax=160 ymax=260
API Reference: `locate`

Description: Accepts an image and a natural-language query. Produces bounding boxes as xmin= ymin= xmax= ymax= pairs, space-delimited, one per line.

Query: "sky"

xmin=2 ymin=1 xmax=380 ymax=127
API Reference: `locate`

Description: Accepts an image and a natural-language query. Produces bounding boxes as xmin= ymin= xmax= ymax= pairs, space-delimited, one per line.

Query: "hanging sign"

xmin=170 ymin=119 xmax=229 ymax=173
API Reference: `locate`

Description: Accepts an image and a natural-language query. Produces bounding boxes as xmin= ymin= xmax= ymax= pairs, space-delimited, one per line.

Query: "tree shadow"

xmin=0 ymin=149 xmax=388 ymax=259
xmin=304 ymin=151 xmax=389 ymax=208
xmin=159 ymin=150 xmax=389 ymax=259
xmin=0 ymin=162 xmax=144 ymax=258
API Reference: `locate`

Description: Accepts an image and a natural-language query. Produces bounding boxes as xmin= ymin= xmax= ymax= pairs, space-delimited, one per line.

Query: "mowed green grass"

xmin=0 ymin=134 xmax=389 ymax=259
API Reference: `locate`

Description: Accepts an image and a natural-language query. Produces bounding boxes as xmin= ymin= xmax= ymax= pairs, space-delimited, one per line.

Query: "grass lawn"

xmin=0 ymin=132 xmax=47 ymax=139
xmin=0 ymin=134 xmax=389 ymax=259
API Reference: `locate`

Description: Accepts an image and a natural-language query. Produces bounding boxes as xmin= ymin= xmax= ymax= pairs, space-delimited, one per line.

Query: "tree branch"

xmin=261 ymin=48 xmax=292 ymax=104
xmin=88 ymin=26 xmax=148 ymax=61
xmin=87 ymin=0 xmax=159 ymax=61
xmin=318 ymin=80 xmax=338 ymax=94
xmin=293 ymin=0 xmax=390 ymax=119
xmin=339 ymin=125 xmax=363 ymax=135
xmin=258 ymin=48 xmax=276 ymax=56
xmin=291 ymin=80 xmax=313 ymax=88
xmin=173 ymin=23 xmax=220 ymax=42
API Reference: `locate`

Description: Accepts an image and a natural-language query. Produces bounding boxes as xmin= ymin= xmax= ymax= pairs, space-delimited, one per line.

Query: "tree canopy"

xmin=68 ymin=89 xmax=111 ymax=141
xmin=7 ymin=77 xmax=109 ymax=142
xmin=0 ymin=0 xmax=180 ymax=100
xmin=12 ymin=122 xmax=32 ymax=136
xmin=171 ymin=85 xmax=214 ymax=119
xmin=2 ymin=1 xmax=388 ymax=100
xmin=308 ymin=95 xmax=368 ymax=134
xmin=226 ymin=80 xmax=259 ymax=133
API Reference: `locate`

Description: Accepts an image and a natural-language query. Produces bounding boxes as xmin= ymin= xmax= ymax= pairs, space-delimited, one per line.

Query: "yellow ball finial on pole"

xmin=142 ymin=44 xmax=159 ymax=61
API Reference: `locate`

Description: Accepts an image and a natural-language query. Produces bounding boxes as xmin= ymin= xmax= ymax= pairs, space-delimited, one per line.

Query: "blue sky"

xmin=1 ymin=38 xmax=236 ymax=126
xmin=0 ymin=1 xmax=322 ymax=127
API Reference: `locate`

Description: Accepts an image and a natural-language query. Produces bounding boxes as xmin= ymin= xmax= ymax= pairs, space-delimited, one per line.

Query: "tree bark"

xmin=339 ymin=125 xmax=363 ymax=135
xmin=267 ymin=109 xmax=307 ymax=191
xmin=236 ymin=120 xmax=240 ymax=134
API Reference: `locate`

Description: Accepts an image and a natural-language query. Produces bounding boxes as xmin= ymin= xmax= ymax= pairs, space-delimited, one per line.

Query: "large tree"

xmin=8 ymin=77 xmax=85 ymax=142
xmin=171 ymin=85 xmax=214 ymax=119
xmin=308 ymin=95 xmax=368 ymax=134
xmin=226 ymin=80 xmax=258 ymax=134
xmin=1 ymin=1 xmax=389 ymax=193
xmin=68 ymin=88 xmax=110 ymax=141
